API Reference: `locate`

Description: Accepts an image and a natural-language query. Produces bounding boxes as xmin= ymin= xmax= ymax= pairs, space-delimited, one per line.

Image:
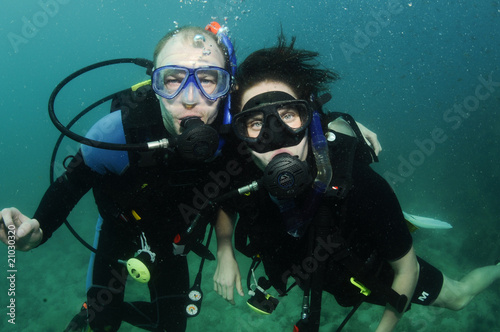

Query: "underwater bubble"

xmin=193 ymin=35 xmax=206 ymax=48
xmin=194 ymin=34 xmax=206 ymax=43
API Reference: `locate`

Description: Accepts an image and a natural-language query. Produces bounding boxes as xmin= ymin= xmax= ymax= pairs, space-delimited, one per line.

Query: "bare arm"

xmin=213 ymin=208 xmax=244 ymax=304
xmin=375 ymin=246 xmax=419 ymax=332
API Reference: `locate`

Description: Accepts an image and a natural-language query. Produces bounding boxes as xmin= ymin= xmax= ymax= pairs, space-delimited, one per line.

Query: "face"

xmin=155 ymin=34 xmax=225 ymax=135
xmin=240 ymin=81 xmax=309 ymax=170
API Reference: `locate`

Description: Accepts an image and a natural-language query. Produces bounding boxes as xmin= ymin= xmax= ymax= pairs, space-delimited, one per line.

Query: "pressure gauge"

xmin=188 ymin=290 xmax=202 ymax=301
xmin=186 ymin=304 xmax=199 ymax=316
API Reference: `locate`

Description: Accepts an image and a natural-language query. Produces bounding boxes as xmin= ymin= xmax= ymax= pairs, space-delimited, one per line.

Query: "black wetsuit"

xmin=226 ymin=128 xmax=444 ymax=312
xmin=34 ymin=110 xmax=219 ymax=332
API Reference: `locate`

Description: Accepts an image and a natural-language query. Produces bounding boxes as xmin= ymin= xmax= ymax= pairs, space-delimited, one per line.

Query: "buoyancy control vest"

xmin=233 ymin=112 xmax=376 ymax=289
xmin=92 ymin=83 xmax=219 ymax=255
xmin=234 ymin=112 xmax=406 ymax=313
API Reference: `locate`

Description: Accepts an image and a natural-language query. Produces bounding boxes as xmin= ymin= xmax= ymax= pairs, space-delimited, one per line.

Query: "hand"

xmin=0 ymin=207 xmax=43 ymax=251
xmin=356 ymin=122 xmax=382 ymax=156
xmin=213 ymin=249 xmax=244 ymax=305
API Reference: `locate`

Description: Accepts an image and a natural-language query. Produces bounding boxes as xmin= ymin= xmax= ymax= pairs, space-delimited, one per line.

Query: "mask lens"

xmin=152 ymin=67 xmax=188 ymax=99
xmin=277 ymin=103 xmax=309 ymax=131
xmin=195 ymin=68 xmax=230 ymax=100
xmin=233 ymin=101 xmax=310 ymax=141
xmin=152 ymin=66 xmax=230 ymax=100
xmin=234 ymin=111 xmax=264 ymax=139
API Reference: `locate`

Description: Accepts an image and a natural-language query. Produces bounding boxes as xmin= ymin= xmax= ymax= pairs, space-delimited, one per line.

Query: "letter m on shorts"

xmin=418 ymin=291 xmax=429 ymax=302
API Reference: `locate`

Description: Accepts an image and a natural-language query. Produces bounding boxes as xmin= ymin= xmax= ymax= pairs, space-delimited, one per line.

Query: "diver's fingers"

xmin=0 ymin=207 xmax=16 ymax=228
xmin=371 ymin=138 xmax=382 ymax=156
xmin=0 ymin=210 xmax=9 ymax=245
xmin=16 ymin=218 xmax=40 ymax=239
xmin=236 ymin=272 xmax=244 ymax=297
xmin=213 ymin=279 xmax=220 ymax=294
xmin=214 ymin=279 xmax=226 ymax=300
xmin=9 ymin=207 xmax=32 ymax=226
xmin=0 ymin=207 xmax=27 ymax=234
xmin=226 ymin=285 xmax=235 ymax=305
xmin=356 ymin=122 xmax=382 ymax=156
xmin=0 ymin=208 xmax=42 ymax=250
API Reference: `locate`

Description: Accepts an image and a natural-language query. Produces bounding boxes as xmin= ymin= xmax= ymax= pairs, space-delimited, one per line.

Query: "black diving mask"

xmin=232 ymin=91 xmax=312 ymax=153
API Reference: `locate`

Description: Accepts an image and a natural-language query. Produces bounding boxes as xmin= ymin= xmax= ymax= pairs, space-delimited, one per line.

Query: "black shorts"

xmin=410 ymin=257 xmax=444 ymax=305
xmin=324 ymin=256 xmax=443 ymax=308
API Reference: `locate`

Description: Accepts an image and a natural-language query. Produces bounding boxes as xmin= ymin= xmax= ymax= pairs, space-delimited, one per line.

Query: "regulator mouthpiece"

xmin=176 ymin=117 xmax=219 ymax=162
xmin=262 ymin=153 xmax=312 ymax=199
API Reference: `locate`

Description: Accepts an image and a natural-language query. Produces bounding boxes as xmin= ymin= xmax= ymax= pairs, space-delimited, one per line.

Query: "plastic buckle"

xmin=350 ymin=277 xmax=371 ymax=296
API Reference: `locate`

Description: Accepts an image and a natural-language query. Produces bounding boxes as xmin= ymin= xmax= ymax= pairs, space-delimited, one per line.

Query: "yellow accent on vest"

xmin=131 ymin=79 xmax=151 ymax=92
xmin=131 ymin=210 xmax=141 ymax=221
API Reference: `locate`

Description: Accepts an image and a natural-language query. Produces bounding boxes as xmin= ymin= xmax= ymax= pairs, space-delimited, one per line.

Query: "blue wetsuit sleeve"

xmin=81 ymin=111 xmax=130 ymax=175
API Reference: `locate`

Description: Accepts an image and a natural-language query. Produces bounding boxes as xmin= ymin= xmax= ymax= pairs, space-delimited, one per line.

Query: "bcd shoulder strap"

xmin=325 ymin=112 xmax=378 ymax=199
xmin=111 ymin=82 xmax=169 ymax=167
xmin=112 ymin=83 xmax=166 ymax=142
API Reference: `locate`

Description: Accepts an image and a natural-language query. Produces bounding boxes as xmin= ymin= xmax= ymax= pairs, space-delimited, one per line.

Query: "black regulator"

xmin=262 ymin=153 xmax=313 ymax=199
xmin=175 ymin=117 xmax=220 ymax=163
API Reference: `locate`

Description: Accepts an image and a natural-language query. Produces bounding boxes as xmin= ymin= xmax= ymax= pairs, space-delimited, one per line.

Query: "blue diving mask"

xmin=152 ymin=65 xmax=231 ymax=101
xmin=232 ymin=91 xmax=312 ymax=153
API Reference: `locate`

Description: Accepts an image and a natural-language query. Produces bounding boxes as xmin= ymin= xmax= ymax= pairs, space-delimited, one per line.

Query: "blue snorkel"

xmin=205 ymin=22 xmax=236 ymax=155
xmin=310 ymin=110 xmax=333 ymax=193
xmin=216 ymin=27 xmax=236 ymax=125
xmin=280 ymin=109 xmax=332 ymax=237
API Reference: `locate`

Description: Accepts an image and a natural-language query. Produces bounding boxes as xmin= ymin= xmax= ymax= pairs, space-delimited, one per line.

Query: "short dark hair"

xmin=232 ymin=32 xmax=340 ymax=111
